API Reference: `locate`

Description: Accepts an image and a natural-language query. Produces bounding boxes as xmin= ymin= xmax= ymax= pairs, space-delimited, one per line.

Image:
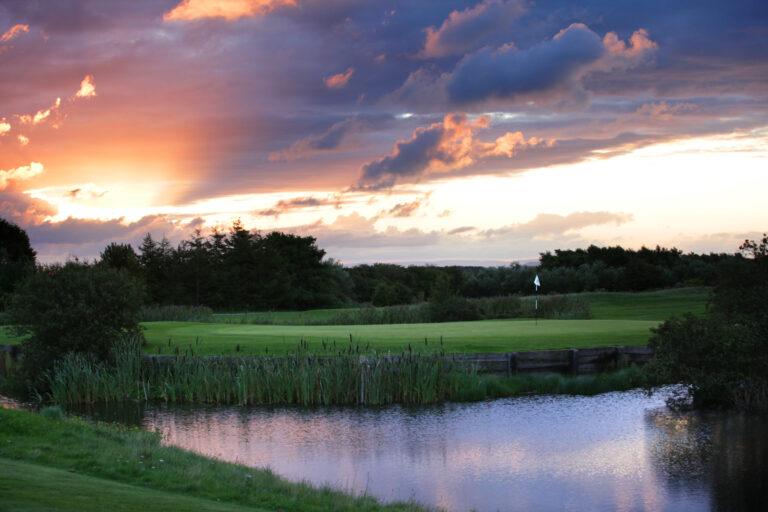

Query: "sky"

xmin=1 ymin=0 xmax=767 ymax=265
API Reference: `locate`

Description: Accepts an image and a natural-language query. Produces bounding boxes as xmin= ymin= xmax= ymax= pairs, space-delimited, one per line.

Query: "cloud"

xmin=75 ymin=75 xmax=97 ymax=98
xmin=421 ymin=0 xmax=525 ymax=58
xmin=256 ymin=194 xmax=345 ymax=217
xmin=635 ymin=101 xmax=697 ymax=118
xmin=17 ymin=134 xmax=29 ymax=146
xmin=482 ymin=211 xmax=634 ymax=238
xmin=19 ymin=97 xmax=62 ymax=126
xmin=448 ymin=226 xmax=475 ymax=235
xmin=442 ymin=23 xmax=658 ymax=105
xmin=0 ymin=162 xmax=44 ymax=189
xmin=14 ymin=76 xmax=95 ymax=130
xmin=0 ymin=24 xmax=29 ymax=54
xmin=164 ymin=0 xmax=297 ymax=21
xmin=0 ymin=119 xmax=10 ymax=136
xmin=357 ymin=113 xmax=550 ymax=189
xmin=382 ymin=192 xmax=432 ymax=218
xmin=0 ymin=24 xmax=30 ymax=43
xmin=269 ymin=118 xmax=357 ymax=162
xmin=0 ymin=182 xmax=57 ymax=227
xmin=323 ymin=67 xmax=355 ymax=89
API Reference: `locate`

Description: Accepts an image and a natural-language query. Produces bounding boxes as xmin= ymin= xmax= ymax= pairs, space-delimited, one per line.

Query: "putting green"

xmin=143 ymin=318 xmax=659 ymax=356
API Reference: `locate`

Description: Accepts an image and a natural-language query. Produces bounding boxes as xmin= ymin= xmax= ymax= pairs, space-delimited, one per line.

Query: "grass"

xmin=143 ymin=319 xmax=659 ymax=356
xmin=45 ymin=337 xmax=647 ymax=406
xmin=1 ymin=288 xmax=711 ymax=356
xmin=0 ymin=406 xmax=428 ymax=512
xmin=215 ymin=287 xmax=710 ymax=325
xmin=583 ymin=287 xmax=709 ymax=320
xmin=0 ymin=458 xmax=268 ymax=512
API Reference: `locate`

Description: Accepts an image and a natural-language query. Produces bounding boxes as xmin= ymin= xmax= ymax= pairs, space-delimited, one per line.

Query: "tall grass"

xmin=45 ymin=337 xmax=645 ymax=407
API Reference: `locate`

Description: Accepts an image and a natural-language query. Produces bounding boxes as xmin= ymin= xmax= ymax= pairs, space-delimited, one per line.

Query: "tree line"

xmin=0 ymin=217 xmax=751 ymax=312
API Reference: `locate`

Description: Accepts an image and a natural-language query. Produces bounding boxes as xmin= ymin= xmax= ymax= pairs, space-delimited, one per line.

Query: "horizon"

xmin=1 ymin=0 xmax=767 ymax=265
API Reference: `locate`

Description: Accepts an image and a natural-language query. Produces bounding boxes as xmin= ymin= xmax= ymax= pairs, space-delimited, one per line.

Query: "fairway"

xmin=143 ymin=318 xmax=659 ymax=356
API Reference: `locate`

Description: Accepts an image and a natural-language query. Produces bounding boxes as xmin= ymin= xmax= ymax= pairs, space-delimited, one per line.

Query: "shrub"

xmin=6 ymin=261 xmax=145 ymax=390
xmin=645 ymin=235 xmax=768 ymax=411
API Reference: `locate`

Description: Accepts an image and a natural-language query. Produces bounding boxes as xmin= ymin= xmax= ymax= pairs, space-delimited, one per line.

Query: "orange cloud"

xmin=19 ymin=97 xmax=61 ymax=126
xmin=163 ymin=0 xmax=296 ymax=21
xmin=0 ymin=118 xmax=10 ymax=136
xmin=0 ymin=24 xmax=29 ymax=43
xmin=75 ymin=75 xmax=97 ymax=98
xmin=323 ymin=67 xmax=355 ymax=89
xmin=358 ymin=113 xmax=552 ymax=189
xmin=0 ymin=162 xmax=44 ymax=190
xmin=17 ymin=134 xmax=29 ymax=146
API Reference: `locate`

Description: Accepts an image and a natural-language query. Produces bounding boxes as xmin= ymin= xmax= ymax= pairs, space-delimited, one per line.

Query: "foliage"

xmin=0 ymin=217 xmax=36 ymax=310
xmin=133 ymin=223 xmax=347 ymax=311
xmin=6 ymin=261 xmax=145 ymax=388
xmin=645 ymin=235 xmax=768 ymax=411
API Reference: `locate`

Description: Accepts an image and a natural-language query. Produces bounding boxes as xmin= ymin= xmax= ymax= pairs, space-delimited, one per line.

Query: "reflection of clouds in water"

xmin=139 ymin=390 xmax=717 ymax=511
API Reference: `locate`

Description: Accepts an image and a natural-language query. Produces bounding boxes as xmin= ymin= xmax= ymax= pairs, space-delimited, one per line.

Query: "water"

xmin=72 ymin=389 xmax=768 ymax=511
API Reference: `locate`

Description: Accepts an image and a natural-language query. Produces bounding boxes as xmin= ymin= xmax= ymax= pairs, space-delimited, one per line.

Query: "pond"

xmin=71 ymin=388 xmax=767 ymax=512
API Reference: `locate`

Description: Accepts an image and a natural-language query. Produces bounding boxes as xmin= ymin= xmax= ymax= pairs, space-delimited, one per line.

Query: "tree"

xmin=645 ymin=235 xmax=768 ymax=411
xmin=99 ymin=242 xmax=141 ymax=276
xmin=0 ymin=218 xmax=36 ymax=309
xmin=6 ymin=261 xmax=145 ymax=389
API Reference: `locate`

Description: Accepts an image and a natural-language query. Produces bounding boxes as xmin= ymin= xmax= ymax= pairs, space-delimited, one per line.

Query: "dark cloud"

xmin=359 ymin=124 xmax=443 ymax=189
xmin=446 ymin=24 xmax=605 ymax=104
xmin=421 ymin=0 xmax=526 ymax=58
xmin=256 ymin=195 xmax=345 ymax=217
xmin=383 ymin=193 xmax=431 ymax=218
xmin=448 ymin=226 xmax=475 ymax=234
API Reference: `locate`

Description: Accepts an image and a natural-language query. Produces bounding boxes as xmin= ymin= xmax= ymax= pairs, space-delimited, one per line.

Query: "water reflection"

xmin=646 ymin=408 xmax=768 ymax=512
xmin=26 ymin=391 xmax=768 ymax=511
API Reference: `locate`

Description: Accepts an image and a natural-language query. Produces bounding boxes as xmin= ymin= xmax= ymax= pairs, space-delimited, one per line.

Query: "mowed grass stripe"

xmin=0 ymin=458 xmax=268 ymax=512
xmin=143 ymin=319 xmax=659 ymax=356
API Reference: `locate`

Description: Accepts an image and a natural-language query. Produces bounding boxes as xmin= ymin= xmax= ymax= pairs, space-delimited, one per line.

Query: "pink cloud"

xmin=323 ymin=67 xmax=355 ymax=89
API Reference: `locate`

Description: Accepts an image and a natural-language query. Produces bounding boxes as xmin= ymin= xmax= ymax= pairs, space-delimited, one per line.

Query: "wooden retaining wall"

xmin=0 ymin=344 xmax=653 ymax=378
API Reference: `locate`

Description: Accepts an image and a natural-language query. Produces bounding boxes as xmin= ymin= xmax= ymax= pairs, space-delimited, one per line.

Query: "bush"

xmin=6 ymin=261 xmax=145 ymax=390
xmin=645 ymin=235 xmax=768 ymax=411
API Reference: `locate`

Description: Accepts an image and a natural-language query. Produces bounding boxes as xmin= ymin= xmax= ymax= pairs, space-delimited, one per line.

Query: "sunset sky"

xmin=1 ymin=0 xmax=767 ymax=264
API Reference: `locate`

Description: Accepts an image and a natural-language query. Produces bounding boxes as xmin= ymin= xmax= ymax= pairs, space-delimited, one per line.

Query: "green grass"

xmin=0 ymin=407 xmax=427 ymax=512
xmin=584 ymin=287 xmax=710 ymax=320
xmin=1 ymin=288 xmax=711 ymax=356
xmin=143 ymin=318 xmax=659 ymax=356
xmin=0 ymin=458 xmax=268 ymax=512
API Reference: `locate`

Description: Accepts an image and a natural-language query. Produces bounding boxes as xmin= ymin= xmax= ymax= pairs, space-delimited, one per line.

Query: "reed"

xmin=45 ymin=336 xmax=645 ymax=407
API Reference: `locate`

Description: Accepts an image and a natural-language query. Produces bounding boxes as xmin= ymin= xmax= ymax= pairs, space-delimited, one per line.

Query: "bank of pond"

xmin=2 ymin=386 xmax=766 ymax=512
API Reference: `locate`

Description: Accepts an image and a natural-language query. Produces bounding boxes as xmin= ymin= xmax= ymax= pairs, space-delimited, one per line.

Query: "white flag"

xmin=534 ymin=274 xmax=540 ymax=290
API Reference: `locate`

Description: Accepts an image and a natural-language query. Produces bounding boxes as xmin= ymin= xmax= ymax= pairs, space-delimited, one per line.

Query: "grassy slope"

xmin=0 ymin=407 xmax=426 ymax=512
xmin=142 ymin=288 xmax=710 ymax=356
xmin=0 ymin=459 xmax=266 ymax=512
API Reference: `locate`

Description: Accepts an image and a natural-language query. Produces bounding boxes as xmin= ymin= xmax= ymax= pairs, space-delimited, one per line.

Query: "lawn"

xmin=142 ymin=288 xmax=710 ymax=356
xmin=1 ymin=287 xmax=711 ymax=355
xmin=143 ymin=319 xmax=659 ymax=356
